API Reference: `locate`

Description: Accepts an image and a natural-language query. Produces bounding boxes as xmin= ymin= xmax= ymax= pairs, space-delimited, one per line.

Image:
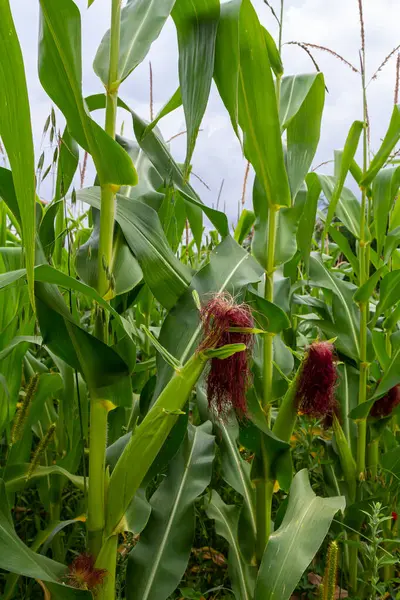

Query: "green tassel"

xmin=11 ymin=373 xmax=39 ymax=444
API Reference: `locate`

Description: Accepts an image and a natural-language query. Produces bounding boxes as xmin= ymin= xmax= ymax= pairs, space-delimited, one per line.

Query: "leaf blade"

xmin=254 ymin=470 xmax=345 ymax=600
xmin=0 ymin=0 xmax=36 ymax=308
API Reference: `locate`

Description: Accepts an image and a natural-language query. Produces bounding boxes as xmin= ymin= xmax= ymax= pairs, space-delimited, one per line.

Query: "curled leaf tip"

xmin=199 ymin=293 xmax=254 ymax=419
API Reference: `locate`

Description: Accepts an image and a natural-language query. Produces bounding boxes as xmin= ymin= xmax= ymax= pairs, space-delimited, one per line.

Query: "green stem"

xmin=96 ymin=535 xmax=118 ymax=600
xmin=367 ymin=438 xmax=379 ymax=479
xmin=53 ymin=199 xmax=64 ymax=267
xmin=352 ymin=41 xmax=370 ymax=595
xmin=263 ymin=207 xmax=278 ymax=411
xmin=356 ymin=41 xmax=370 ymax=478
xmin=88 ymin=399 xmax=109 ymax=557
xmin=256 ymin=205 xmax=278 ymax=562
xmin=349 ymin=538 xmax=358 ymax=592
xmin=0 ymin=199 xmax=6 ymax=246
xmin=97 ymin=0 xmax=121 ymax=298
xmin=357 ymin=302 xmax=368 ymax=477
xmin=278 ymin=0 xmax=284 ymax=53
xmin=88 ymin=0 xmax=121 ymax=581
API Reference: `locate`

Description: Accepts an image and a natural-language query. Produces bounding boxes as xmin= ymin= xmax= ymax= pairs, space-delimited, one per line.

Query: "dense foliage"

xmin=0 ymin=0 xmax=400 ymax=599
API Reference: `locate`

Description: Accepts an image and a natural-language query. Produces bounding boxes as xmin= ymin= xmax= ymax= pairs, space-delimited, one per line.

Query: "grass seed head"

xmin=26 ymin=422 xmax=56 ymax=480
xmin=11 ymin=373 xmax=39 ymax=444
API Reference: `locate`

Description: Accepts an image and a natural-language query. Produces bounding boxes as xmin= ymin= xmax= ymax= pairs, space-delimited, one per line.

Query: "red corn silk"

xmin=392 ymin=511 xmax=398 ymax=521
xmin=199 ymin=294 xmax=254 ymax=419
xmin=67 ymin=553 xmax=107 ymax=591
xmin=370 ymin=385 xmax=400 ymax=418
xmin=296 ymin=341 xmax=339 ymax=427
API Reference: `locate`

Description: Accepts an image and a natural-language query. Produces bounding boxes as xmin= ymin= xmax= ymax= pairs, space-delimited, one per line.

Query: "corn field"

xmin=0 ymin=0 xmax=400 ymax=599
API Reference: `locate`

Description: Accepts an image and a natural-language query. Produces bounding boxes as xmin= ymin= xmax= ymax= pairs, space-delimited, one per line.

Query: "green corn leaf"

xmin=362 ymin=104 xmax=400 ymax=186
xmin=215 ymin=0 xmax=290 ymax=206
xmin=234 ymin=209 xmax=255 ymax=245
xmin=309 ymin=253 xmax=363 ymax=361
xmin=0 ymin=264 xmax=133 ymax=337
xmin=372 ymin=166 xmax=400 ymax=258
xmin=94 ymin=0 xmax=176 ymax=85
xmin=153 ymin=235 xmax=263 ymax=400
xmin=76 ymin=186 xmax=191 ymax=310
xmin=206 ymin=491 xmax=256 ymax=600
xmin=105 ymin=351 xmax=209 ymax=535
xmin=143 ymin=88 xmax=182 ymax=137
xmin=328 ymin=226 xmax=360 ymax=277
xmin=54 ymin=127 xmax=79 ymax=200
xmin=0 ymin=480 xmax=90 ymax=598
xmin=126 ymin=423 xmax=215 ymax=600
xmin=283 ymin=74 xmax=326 ymax=200
xmin=172 ymin=0 xmax=220 ymax=175
xmin=317 ymin=174 xmax=365 ymax=239
xmin=213 ymin=0 xmax=241 ymax=140
xmin=39 ymin=200 xmax=64 ymax=260
xmin=353 ymin=266 xmax=386 ymax=303
xmin=216 ymin=417 xmax=256 ymax=543
xmin=297 ymin=173 xmax=321 ymax=273
xmin=383 ymin=226 xmax=400 ymax=262
xmin=381 ymin=446 xmax=400 ymax=478
xmin=371 ymin=331 xmax=400 ymax=400
xmin=85 ymin=94 xmax=229 ymax=238
xmin=3 ymin=464 xmax=84 ymax=494
xmin=373 ymin=270 xmax=400 ymax=325
xmin=75 ymin=206 xmax=143 ymax=297
xmin=372 ymin=330 xmax=391 ymax=371
xmin=38 ymin=0 xmax=137 ymax=186
xmin=246 ymin=290 xmax=290 ymax=334
xmin=0 ymin=0 xmax=36 ymax=309
xmin=383 ymin=302 xmax=400 ymax=331
xmin=348 ymin=398 xmax=376 ymax=421
xmin=238 ymin=0 xmax=290 ymax=207
xmin=252 ymin=177 xmax=306 ymax=270
xmin=254 ymin=470 xmax=345 ymax=600
xmin=321 ymin=120 xmax=364 ymax=247
xmin=35 ymin=283 xmax=133 ymax=407
xmin=263 ymin=27 xmax=283 ymax=77
xmin=0 ymin=239 xmax=134 ymax=411
xmin=141 ymin=325 xmax=182 ymax=369
xmin=203 ymin=343 xmax=247 ymax=359
xmin=0 ymin=336 xmax=42 ymax=362
xmin=332 ymin=415 xmax=357 ymax=503
xmin=280 ymin=73 xmax=323 ymax=130
xmin=336 ymin=363 xmax=359 ymax=454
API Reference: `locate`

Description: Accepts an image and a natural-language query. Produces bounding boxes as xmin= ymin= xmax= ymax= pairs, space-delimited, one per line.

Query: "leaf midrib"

xmin=141 ymin=428 xmax=199 ymax=600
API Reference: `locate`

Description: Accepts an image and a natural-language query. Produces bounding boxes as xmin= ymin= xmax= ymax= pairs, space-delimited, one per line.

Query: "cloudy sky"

xmin=10 ymin=0 xmax=400 ymax=225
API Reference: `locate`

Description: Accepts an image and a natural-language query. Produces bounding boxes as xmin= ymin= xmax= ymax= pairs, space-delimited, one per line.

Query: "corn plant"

xmin=0 ymin=0 xmax=399 ymax=599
